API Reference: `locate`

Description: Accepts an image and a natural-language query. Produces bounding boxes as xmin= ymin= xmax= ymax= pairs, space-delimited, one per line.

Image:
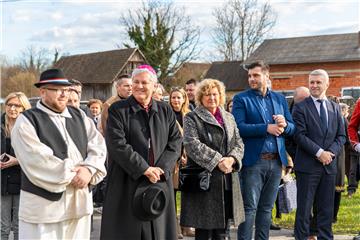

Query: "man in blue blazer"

xmin=292 ymin=69 xmax=346 ymax=240
xmin=233 ymin=61 xmax=295 ymax=240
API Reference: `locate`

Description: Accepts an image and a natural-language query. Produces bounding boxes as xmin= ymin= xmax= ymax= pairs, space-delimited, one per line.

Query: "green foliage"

xmin=121 ymin=1 xmax=200 ymax=86
xmin=177 ymin=188 xmax=360 ymax=234
xmin=126 ymin=12 xmax=173 ymax=81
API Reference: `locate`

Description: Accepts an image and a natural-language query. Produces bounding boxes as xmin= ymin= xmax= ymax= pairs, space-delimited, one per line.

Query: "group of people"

xmin=0 ymin=61 xmax=359 ymax=240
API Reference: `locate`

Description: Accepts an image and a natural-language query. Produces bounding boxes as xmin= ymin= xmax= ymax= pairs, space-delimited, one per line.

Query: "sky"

xmin=0 ymin=0 xmax=359 ymax=63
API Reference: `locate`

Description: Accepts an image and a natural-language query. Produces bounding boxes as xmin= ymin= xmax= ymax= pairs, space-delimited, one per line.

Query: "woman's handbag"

xmin=278 ymin=176 xmax=297 ymax=214
xmin=178 ymin=166 xmax=211 ymax=192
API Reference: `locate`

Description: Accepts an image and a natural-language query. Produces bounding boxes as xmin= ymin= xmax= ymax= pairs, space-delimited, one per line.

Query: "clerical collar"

xmin=134 ymin=99 xmax=152 ymax=112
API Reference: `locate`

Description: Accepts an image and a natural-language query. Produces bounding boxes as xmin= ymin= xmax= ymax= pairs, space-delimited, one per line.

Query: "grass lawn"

xmin=177 ymin=188 xmax=360 ymax=234
xmin=273 ymin=190 xmax=360 ymax=234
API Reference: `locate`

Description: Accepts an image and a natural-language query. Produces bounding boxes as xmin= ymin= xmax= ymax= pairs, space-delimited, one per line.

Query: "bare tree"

xmin=212 ymin=0 xmax=276 ymax=61
xmin=120 ymin=0 xmax=200 ymax=84
xmin=18 ymin=45 xmax=51 ymax=76
xmin=212 ymin=5 xmax=239 ymax=61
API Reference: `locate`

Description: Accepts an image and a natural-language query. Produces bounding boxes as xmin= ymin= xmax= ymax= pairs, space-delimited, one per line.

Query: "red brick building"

xmin=246 ymin=32 xmax=360 ymax=98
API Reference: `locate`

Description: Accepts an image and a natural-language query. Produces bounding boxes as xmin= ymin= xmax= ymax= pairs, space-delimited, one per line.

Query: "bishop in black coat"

xmin=100 ymin=94 xmax=182 ymax=240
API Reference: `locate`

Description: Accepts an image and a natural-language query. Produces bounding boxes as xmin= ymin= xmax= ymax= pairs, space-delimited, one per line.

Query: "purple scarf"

xmin=212 ymin=107 xmax=224 ymax=126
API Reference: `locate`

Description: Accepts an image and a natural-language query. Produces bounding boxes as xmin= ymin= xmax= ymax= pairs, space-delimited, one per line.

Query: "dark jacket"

xmin=293 ymin=97 xmax=346 ymax=174
xmin=1 ymin=114 xmax=21 ymax=196
xmin=100 ymin=96 xmax=182 ymax=240
xmin=180 ymin=106 xmax=245 ymax=229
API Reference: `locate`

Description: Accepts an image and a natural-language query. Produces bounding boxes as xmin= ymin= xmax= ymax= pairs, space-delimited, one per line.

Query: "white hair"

xmin=132 ymin=68 xmax=158 ymax=83
xmin=309 ymin=69 xmax=329 ymax=82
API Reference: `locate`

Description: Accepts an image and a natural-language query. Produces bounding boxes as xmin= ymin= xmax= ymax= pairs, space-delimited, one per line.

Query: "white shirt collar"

xmin=36 ymin=101 xmax=72 ymax=118
xmin=311 ymin=95 xmax=328 ymax=103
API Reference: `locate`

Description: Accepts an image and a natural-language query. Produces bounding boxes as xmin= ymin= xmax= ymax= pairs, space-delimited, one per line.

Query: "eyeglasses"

xmin=44 ymin=88 xmax=71 ymax=96
xmin=6 ymin=103 xmax=23 ymax=109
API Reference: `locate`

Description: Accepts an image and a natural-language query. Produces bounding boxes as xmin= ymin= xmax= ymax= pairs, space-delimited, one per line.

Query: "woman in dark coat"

xmin=180 ymin=79 xmax=245 ymax=240
xmin=1 ymin=92 xmax=31 ymax=240
xmin=169 ymin=87 xmax=192 ymax=238
xmin=100 ymin=65 xmax=182 ymax=240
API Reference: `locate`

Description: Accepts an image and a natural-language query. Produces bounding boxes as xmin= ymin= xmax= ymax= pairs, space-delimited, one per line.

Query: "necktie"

xmin=317 ymin=99 xmax=327 ymax=134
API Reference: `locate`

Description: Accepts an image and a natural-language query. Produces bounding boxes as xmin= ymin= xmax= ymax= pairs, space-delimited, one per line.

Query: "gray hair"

xmin=131 ymin=68 xmax=158 ymax=83
xmin=115 ymin=76 xmax=132 ymax=87
xmin=309 ymin=69 xmax=329 ymax=83
xmin=339 ymin=103 xmax=349 ymax=111
xmin=294 ymin=86 xmax=310 ymax=98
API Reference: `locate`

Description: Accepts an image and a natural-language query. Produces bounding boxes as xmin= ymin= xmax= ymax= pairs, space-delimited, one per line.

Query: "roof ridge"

xmin=60 ymin=48 xmax=136 ymax=59
xmin=266 ymin=32 xmax=357 ymax=41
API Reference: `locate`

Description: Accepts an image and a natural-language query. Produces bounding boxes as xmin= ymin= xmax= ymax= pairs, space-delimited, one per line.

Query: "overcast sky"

xmin=0 ymin=0 xmax=359 ymax=62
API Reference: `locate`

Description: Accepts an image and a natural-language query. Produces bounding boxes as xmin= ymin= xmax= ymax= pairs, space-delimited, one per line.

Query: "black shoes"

xmin=270 ymin=223 xmax=281 ymax=230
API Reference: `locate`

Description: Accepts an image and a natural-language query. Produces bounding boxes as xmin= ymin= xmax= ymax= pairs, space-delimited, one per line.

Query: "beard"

xmin=44 ymin=99 xmax=67 ymax=113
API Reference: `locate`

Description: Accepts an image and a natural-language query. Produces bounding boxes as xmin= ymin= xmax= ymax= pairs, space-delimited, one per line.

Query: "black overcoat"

xmin=100 ymin=96 xmax=182 ymax=240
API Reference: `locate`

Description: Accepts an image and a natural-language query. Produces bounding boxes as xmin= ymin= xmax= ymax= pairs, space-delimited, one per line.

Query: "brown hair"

xmin=87 ymin=99 xmax=103 ymax=109
xmin=247 ymin=61 xmax=270 ymax=73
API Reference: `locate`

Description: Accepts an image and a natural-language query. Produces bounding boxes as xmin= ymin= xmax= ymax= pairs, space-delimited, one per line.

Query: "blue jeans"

xmin=237 ymin=159 xmax=282 ymax=240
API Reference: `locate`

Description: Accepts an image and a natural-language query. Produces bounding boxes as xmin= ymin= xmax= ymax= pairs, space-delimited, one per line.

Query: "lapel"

xmin=325 ymin=100 xmax=335 ymax=137
xmin=306 ymin=97 xmax=325 ymax=135
xmin=249 ymin=90 xmax=266 ymax=123
xmin=306 ymin=97 xmax=320 ymax=120
xmin=194 ymin=106 xmax=234 ymax=152
xmin=219 ymin=108 xmax=233 ymax=150
xmin=194 ymin=106 xmax=221 ymax=127
xmin=269 ymin=92 xmax=281 ymax=115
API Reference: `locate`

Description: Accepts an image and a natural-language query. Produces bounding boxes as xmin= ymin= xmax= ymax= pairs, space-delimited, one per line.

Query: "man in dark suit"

xmin=292 ymin=69 xmax=346 ymax=240
xmin=233 ymin=61 xmax=295 ymax=240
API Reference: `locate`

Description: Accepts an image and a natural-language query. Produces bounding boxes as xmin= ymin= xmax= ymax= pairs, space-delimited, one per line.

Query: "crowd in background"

xmin=1 ymin=62 xmax=360 ymax=240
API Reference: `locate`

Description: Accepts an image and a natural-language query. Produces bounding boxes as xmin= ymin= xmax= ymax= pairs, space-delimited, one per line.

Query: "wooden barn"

xmin=204 ymin=61 xmax=249 ymax=99
xmin=54 ymin=48 xmax=146 ymax=101
xmin=169 ymin=62 xmax=211 ymax=89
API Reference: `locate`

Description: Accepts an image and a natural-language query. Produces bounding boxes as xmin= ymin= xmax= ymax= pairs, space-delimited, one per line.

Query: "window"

xmin=341 ymin=87 xmax=360 ymax=100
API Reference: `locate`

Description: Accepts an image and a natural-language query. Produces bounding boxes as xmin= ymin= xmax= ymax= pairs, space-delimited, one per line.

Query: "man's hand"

xmin=273 ymin=115 xmax=287 ymax=128
xmin=318 ymin=151 xmax=335 ymax=165
xmin=71 ymin=166 xmax=92 ymax=188
xmin=180 ymin=156 xmax=187 ymax=166
xmin=144 ymin=167 xmax=164 ymax=183
xmin=218 ymin=157 xmax=235 ymax=174
xmin=267 ymin=124 xmax=284 ymax=136
xmin=0 ymin=154 xmax=19 ymax=170
xmin=354 ymin=143 xmax=360 ymax=153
